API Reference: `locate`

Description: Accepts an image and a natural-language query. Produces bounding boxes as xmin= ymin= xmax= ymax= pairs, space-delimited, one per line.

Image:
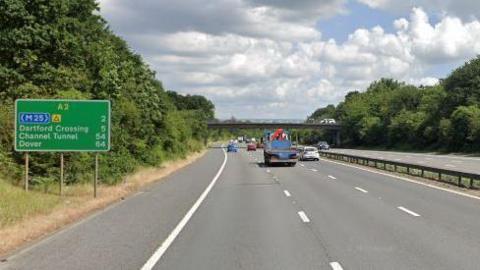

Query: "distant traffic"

xmin=227 ymin=128 xmax=332 ymax=167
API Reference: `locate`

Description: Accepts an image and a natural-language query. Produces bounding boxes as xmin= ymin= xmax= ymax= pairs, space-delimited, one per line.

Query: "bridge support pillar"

xmin=335 ymin=130 xmax=341 ymax=147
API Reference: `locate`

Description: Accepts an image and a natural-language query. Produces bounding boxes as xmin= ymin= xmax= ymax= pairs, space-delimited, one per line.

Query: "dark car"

xmin=316 ymin=141 xmax=330 ymax=150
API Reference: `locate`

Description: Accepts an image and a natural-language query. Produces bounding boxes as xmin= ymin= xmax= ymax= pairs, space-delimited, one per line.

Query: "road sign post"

xmin=94 ymin=153 xmax=98 ymax=198
xmin=60 ymin=153 xmax=64 ymax=196
xmin=15 ymin=99 xmax=111 ymax=197
xmin=25 ymin=153 xmax=29 ymax=191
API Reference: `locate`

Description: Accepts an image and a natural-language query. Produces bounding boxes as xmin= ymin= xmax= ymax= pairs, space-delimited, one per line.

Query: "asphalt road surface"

xmin=327 ymin=148 xmax=480 ymax=174
xmin=2 ymin=146 xmax=480 ymax=270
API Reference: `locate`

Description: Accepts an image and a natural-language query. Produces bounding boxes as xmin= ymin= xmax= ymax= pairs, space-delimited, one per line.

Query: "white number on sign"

xmin=96 ymin=133 xmax=106 ymax=140
xmin=96 ymin=141 xmax=106 ymax=148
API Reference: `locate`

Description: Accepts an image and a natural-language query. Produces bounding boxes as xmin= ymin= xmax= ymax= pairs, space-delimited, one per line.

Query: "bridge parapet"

xmin=207 ymin=122 xmax=341 ymax=130
xmin=207 ymin=121 xmax=342 ymax=145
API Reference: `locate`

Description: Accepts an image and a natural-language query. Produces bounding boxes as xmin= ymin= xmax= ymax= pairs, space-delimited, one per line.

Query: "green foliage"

xmin=309 ymin=58 xmax=480 ymax=152
xmin=308 ymin=104 xmax=337 ymax=121
xmin=0 ymin=0 xmax=214 ymax=187
xmin=443 ymin=57 xmax=480 ymax=116
xmin=166 ymin=91 xmax=215 ymax=120
xmin=388 ymin=110 xmax=426 ymax=145
xmin=449 ymin=106 xmax=480 ymax=150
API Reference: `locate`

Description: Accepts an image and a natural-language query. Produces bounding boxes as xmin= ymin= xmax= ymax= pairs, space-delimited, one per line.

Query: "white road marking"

xmin=284 ymin=190 xmax=291 ymax=197
xmin=328 ymin=175 xmax=336 ymax=180
xmin=397 ymin=206 xmax=421 ymax=217
xmin=310 ymin=169 xmax=318 ymax=172
xmin=299 ymin=163 xmax=305 ymax=167
xmin=394 ymin=158 xmax=402 ymax=161
xmin=297 ymin=211 xmax=310 ymax=223
xmin=355 ymin=187 xmax=368 ymax=193
xmin=319 ymin=158 xmax=480 ymax=201
xmin=445 ymin=164 xmax=456 ymax=168
xmin=140 ymin=147 xmax=228 ymax=270
xmin=266 ymin=169 xmax=271 ymax=173
xmin=330 ymin=262 xmax=344 ymax=270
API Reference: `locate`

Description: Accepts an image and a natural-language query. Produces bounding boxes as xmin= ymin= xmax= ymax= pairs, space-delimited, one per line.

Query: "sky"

xmin=98 ymin=0 xmax=480 ymax=119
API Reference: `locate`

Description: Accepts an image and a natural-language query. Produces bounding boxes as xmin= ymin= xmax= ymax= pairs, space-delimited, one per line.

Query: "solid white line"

xmin=355 ymin=187 xmax=368 ymax=193
xmin=310 ymin=169 xmax=318 ymax=172
xmin=328 ymin=175 xmax=336 ymax=180
xmin=297 ymin=211 xmax=310 ymax=223
xmin=319 ymin=158 xmax=480 ymax=201
xmin=397 ymin=206 xmax=421 ymax=217
xmin=284 ymin=190 xmax=291 ymax=197
xmin=140 ymin=148 xmax=228 ymax=270
xmin=330 ymin=262 xmax=344 ymax=270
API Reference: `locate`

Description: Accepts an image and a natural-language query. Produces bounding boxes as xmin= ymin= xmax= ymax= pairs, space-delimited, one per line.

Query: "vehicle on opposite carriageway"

xmin=316 ymin=141 xmax=330 ymax=150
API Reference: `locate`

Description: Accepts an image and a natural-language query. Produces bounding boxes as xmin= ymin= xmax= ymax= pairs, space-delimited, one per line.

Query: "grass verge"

xmin=0 ymin=150 xmax=206 ymax=257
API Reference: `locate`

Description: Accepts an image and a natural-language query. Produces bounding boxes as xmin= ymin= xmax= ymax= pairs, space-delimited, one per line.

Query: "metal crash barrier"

xmin=319 ymin=151 xmax=480 ymax=189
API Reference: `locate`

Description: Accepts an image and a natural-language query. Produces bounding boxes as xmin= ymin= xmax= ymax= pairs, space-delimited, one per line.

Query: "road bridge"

xmin=207 ymin=121 xmax=342 ymax=145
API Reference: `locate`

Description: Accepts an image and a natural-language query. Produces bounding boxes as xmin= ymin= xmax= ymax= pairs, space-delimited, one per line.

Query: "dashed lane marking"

xmin=397 ymin=206 xmax=421 ymax=217
xmin=297 ymin=211 xmax=310 ymax=223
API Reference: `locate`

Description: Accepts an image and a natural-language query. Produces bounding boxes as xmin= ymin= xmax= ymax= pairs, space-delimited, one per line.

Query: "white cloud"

xmin=98 ymin=1 xmax=480 ymax=118
xmin=356 ymin=0 xmax=480 ymax=19
xmin=98 ymin=0 xmax=341 ymax=41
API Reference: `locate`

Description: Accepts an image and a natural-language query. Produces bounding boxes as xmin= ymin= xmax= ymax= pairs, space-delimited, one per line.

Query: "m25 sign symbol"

xmin=19 ymin=113 xmax=51 ymax=124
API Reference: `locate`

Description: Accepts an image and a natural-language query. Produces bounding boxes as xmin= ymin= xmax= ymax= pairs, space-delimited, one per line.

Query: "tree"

xmin=388 ymin=110 xmax=426 ymax=146
xmin=443 ymin=56 xmax=480 ymax=116
xmin=0 ymin=0 xmax=215 ymax=186
xmin=166 ymin=91 xmax=215 ymax=120
xmin=308 ymin=104 xmax=336 ymax=121
xmin=448 ymin=106 xmax=480 ymax=150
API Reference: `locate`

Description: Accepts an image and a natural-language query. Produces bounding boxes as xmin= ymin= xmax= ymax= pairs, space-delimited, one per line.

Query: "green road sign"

xmin=15 ymin=99 xmax=111 ymax=152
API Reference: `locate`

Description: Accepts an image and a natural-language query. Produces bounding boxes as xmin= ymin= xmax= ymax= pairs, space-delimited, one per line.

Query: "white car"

xmin=320 ymin=118 xmax=336 ymax=124
xmin=300 ymin=146 xmax=320 ymax=161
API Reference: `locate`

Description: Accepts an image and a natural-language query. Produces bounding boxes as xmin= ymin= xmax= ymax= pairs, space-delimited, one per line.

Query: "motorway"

xmin=328 ymin=148 xmax=480 ymax=174
xmin=2 ymin=146 xmax=480 ymax=269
